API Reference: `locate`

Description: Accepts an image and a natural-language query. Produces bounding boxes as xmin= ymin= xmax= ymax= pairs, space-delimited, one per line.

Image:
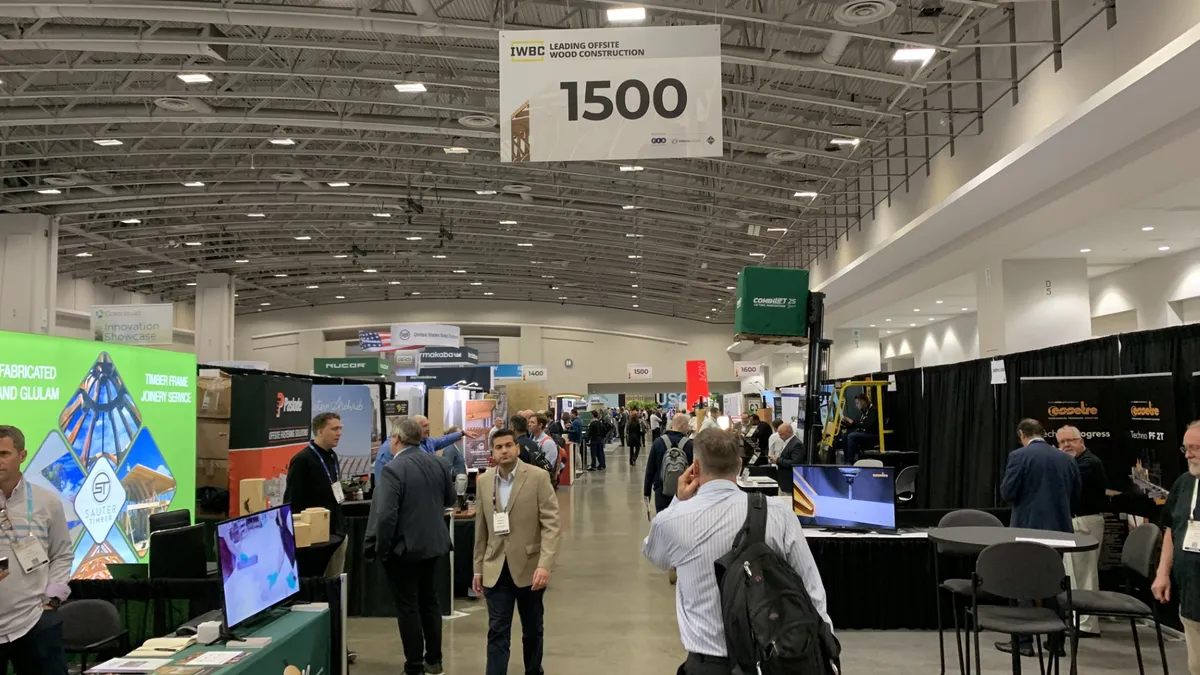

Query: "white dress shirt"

xmin=642 ymin=479 xmax=831 ymax=656
xmin=768 ymin=432 xmax=785 ymax=459
xmin=496 ymin=467 xmax=517 ymax=510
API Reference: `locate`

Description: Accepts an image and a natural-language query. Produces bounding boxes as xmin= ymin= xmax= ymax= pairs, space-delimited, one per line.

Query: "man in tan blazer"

xmin=473 ymin=429 xmax=561 ymax=675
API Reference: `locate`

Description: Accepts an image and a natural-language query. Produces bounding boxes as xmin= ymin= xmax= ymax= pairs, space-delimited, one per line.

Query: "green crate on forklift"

xmin=734 ymin=266 xmax=810 ymax=337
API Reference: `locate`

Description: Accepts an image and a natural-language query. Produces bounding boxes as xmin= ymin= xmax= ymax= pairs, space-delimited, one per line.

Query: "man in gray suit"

xmin=366 ymin=418 xmax=457 ymax=675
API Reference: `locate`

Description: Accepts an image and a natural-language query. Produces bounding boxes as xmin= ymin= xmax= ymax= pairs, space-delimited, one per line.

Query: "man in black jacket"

xmin=284 ymin=412 xmax=346 ymax=577
xmin=842 ymin=394 xmax=879 ymax=464
xmin=508 ymin=414 xmax=536 ymax=465
xmin=1056 ymin=425 xmax=1108 ymax=637
xmin=366 ymin=418 xmax=456 ymax=675
xmin=743 ymin=412 xmax=772 ymax=464
xmin=587 ymin=412 xmax=607 ymax=471
xmin=644 ymin=413 xmax=694 ymax=512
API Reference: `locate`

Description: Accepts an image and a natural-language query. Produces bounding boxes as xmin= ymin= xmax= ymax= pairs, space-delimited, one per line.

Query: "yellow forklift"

xmin=817 ymin=380 xmax=891 ymax=463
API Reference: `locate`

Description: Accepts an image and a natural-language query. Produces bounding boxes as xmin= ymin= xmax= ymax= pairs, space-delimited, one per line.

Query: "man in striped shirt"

xmin=642 ymin=428 xmax=832 ymax=675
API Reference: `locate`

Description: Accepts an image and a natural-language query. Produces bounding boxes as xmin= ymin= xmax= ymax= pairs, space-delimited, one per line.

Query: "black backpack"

xmin=714 ymin=493 xmax=840 ymax=675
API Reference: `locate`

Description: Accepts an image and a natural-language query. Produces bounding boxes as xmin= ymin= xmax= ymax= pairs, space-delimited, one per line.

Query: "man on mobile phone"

xmin=0 ymin=425 xmax=72 ymax=675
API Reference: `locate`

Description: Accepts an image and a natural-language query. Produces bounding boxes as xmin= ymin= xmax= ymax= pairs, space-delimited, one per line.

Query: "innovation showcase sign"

xmin=90 ymin=304 xmax=174 ymax=345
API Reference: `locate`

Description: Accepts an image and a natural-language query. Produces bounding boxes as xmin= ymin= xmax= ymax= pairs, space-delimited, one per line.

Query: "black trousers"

xmin=590 ymin=442 xmax=606 ymax=469
xmin=0 ymin=610 xmax=68 ymax=675
xmin=484 ymin=563 xmax=545 ymax=675
xmin=677 ymin=653 xmax=732 ymax=675
xmin=383 ymin=556 xmax=443 ymax=674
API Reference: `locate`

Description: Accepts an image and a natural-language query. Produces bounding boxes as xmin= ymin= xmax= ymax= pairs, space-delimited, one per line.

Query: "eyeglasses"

xmin=1180 ymin=445 xmax=1200 ymax=456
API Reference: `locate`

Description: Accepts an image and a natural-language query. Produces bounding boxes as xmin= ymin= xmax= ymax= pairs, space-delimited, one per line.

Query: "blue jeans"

xmin=590 ymin=442 xmax=606 ymax=469
xmin=845 ymin=432 xmax=877 ymax=464
xmin=484 ymin=564 xmax=545 ymax=675
xmin=0 ymin=610 xmax=68 ymax=675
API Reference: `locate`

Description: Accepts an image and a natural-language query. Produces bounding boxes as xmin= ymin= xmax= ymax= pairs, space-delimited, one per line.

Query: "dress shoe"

xmin=994 ymin=641 xmax=1034 ymax=658
xmin=425 ymin=663 xmax=444 ymax=674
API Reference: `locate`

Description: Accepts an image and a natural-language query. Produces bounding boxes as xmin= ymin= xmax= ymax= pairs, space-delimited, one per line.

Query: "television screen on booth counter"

xmin=216 ymin=505 xmax=299 ymax=628
xmin=792 ymin=465 xmax=896 ymax=530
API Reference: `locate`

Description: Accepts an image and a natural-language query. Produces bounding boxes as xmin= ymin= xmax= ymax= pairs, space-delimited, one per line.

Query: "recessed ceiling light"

xmin=475 ymin=189 xmax=498 ymax=195
xmin=327 ymin=181 xmax=350 ymax=187
xmin=334 ymin=254 xmax=348 ymax=259
xmin=363 ymin=268 xmax=378 ymax=273
xmin=247 ymin=212 xmax=266 ymax=218
xmin=75 ymin=252 xmax=93 ymax=258
xmin=885 ymin=319 xmax=892 ymax=322
xmin=373 ymin=212 xmax=392 ymax=218
xmin=307 ymin=285 xmax=319 ymax=289
xmin=622 ymin=205 xmax=640 ymax=210
xmin=766 ymin=227 xmax=788 ymax=232
xmin=93 ymin=138 xmax=123 ymax=146
xmin=484 ymin=292 xmax=494 ymax=296
xmin=517 ymin=243 xmax=534 ymax=247
xmin=1079 ymin=248 xmax=1091 ymax=253
xmin=433 ymin=255 xmax=447 ymax=259
xmin=632 ymin=284 xmax=639 ymax=288
xmin=558 ymin=295 xmax=568 ymax=300
xmin=452 ymin=269 xmax=467 ymax=273
xmin=935 ymin=300 xmax=944 ymax=304
xmin=625 ymin=233 xmax=645 ymax=238
xmin=541 ymin=275 xmax=555 ymax=279
xmin=893 ymin=47 xmax=936 ymax=63
xmin=294 ymin=235 xmax=312 ymax=241
xmin=726 ymin=286 xmax=736 ymax=290
xmin=1159 ymin=246 xmax=1171 ymax=251
xmin=120 ymin=218 xmax=141 ymax=224
xmin=411 ymin=292 xmax=420 ymax=296
xmin=961 ymin=307 xmax=969 ymax=311
xmin=405 ymin=236 xmax=423 ymax=241
xmin=269 ymin=138 xmax=295 ymax=146
xmin=913 ymin=308 xmax=920 ymax=312
xmin=177 ymin=72 xmax=213 ymax=83
xmin=711 ymin=308 xmax=718 ymax=312
xmin=886 ymin=330 xmax=892 ymax=335
xmin=1142 ymin=226 xmax=1155 ymax=232
xmin=443 ymin=147 xmax=469 ymax=154
xmin=529 ymin=260 xmax=540 ymax=264
xmin=335 ymin=295 xmax=345 ymax=299
xmin=182 ymin=181 xmax=205 ymax=187
xmin=628 ymin=255 xmax=642 ymax=259
xmin=829 ymin=138 xmax=861 ymax=146
xmin=235 ymin=259 xmax=249 ymax=263
xmin=260 ymin=302 xmax=272 ymax=306
xmin=910 ymin=323 xmax=917 ymax=327
xmin=136 ymin=269 xmax=153 ymax=274
xmin=928 ymin=317 xmax=935 ymax=321
xmin=499 ymin=220 xmax=518 ymax=225
xmin=186 ymin=282 xmax=197 ymax=287
xmin=632 ymin=304 xmax=640 ymax=308
xmin=394 ymin=82 xmax=427 ymax=93
xmin=869 ymin=324 xmax=875 ymax=328
xmin=749 ymin=252 xmax=766 ymax=257
xmin=607 ymin=6 xmax=646 ymax=21
xmin=185 ymin=241 xmax=202 ymax=246
xmin=274 ymin=273 xmax=288 ymax=277
xmin=631 ymin=295 xmax=638 ymax=298
xmin=619 ymin=165 xmax=644 ymax=172
xmin=469 ymin=282 xmax=483 ymax=286
xmin=793 ymin=191 xmax=819 ymax=198
xmin=389 ymin=281 xmax=401 ymax=285
xmin=36 ymin=188 xmax=61 ymax=195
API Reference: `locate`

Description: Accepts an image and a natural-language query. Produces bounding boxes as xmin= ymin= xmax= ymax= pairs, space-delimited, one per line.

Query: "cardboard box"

xmin=196 ymin=458 xmax=229 ymax=490
xmin=197 ymin=373 xmax=232 ymax=419
xmin=240 ymin=478 xmax=266 ymax=515
xmin=197 ymin=419 xmax=230 ymax=460
xmin=301 ymin=508 xmax=330 ymax=543
xmin=293 ymin=521 xmax=313 ymax=548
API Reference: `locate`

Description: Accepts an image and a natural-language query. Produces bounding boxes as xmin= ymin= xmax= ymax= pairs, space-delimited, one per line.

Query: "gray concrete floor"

xmin=348 ymin=442 xmax=1189 ymax=674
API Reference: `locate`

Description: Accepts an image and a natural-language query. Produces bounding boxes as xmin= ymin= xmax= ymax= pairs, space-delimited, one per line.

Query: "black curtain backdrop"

xmin=920 ymin=360 xmax=996 ymax=509
xmin=1119 ymin=324 xmax=1200 ymax=423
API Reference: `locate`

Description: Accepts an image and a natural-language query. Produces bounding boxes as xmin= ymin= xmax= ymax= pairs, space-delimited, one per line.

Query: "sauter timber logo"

xmin=752 ymin=296 xmax=798 ymax=309
xmin=1130 ymin=401 xmax=1161 ymax=418
xmin=1047 ymin=401 xmax=1099 ymax=417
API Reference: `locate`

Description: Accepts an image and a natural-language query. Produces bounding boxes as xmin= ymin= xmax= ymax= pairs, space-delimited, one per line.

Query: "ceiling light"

xmin=1142 ymin=226 xmax=1155 ymax=231
xmin=551 ymin=286 xmax=560 ymax=290
xmin=869 ymin=324 xmax=876 ymax=328
xmin=711 ymin=308 xmax=718 ymax=312
xmin=373 ymin=212 xmax=392 ymax=218
xmin=411 ymin=292 xmax=420 ymax=296
xmin=1159 ymin=246 xmax=1171 ymax=251
xmin=622 ymin=205 xmax=640 ymax=210
xmin=928 ymin=317 xmax=935 ymax=321
xmin=274 ymin=273 xmax=288 ymax=277
xmin=793 ymin=191 xmax=819 ymax=198
xmin=542 ymin=275 xmax=555 ymax=279
xmin=120 ymin=218 xmax=141 ymax=224
xmin=247 ymin=212 xmax=266 ymax=218
xmin=470 ymin=282 xmax=483 ymax=286
xmin=326 ymin=181 xmax=350 ymax=187
xmin=136 ymin=269 xmax=153 ymax=274
xmin=885 ymin=319 xmax=892 ymax=322
xmin=260 ymin=302 xmax=272 ymax=306
xmin=335 ymin=295 xmax=346 ymax=299
xmin=558 ymin=296 xmax=568 ymax=300
xmin=235 ymin=259 xmax=249 ymax=263
xmin=405 ymin=236 xmax=423 ymax=241
xmin=935 ymin=300 xmax=944 ymax=304
xmin=893 ymin=47 xmax=936 ymax=63
xmin=475 ymin=189 xmax=498 ymax=195
xmin=93 ymin=138 xmax=123 ymax=146
xmin=517 ymin=243 xmax=534 ymax=247
xmin=726 ymin=286 xmax=735 ymax=290
xmin=182 ymin=181 xmax=205 ymax=187
xmin=36 ymin=188 xmax=61 ymax=195
xmin=619 ymin=165 xmax=644 ymax=172
xmin=766 ymin=227 xmax=788 ymax=232
xmin=749 ymin=252 xmax=766 ymax=257
xmin=176 ymin=72 xmax=213 ymax=84
xmin=433 ymin=255 xmax=447 ymax=259
xmin=269 ymin=138 xmax=295 ymax=146
xmin=529 ymin=260 xmax=540 ymax=264
xmin=632 ymin=284 xmax=639 ymax=288
xmin=631 ymin=295 xmax=638 ymax=298
xmin=443 ymin=147 xmax=469 ymax=154
xmin=628 ymin=255 xmax=642 ymax=259
xmin=294 ymin=236 xmax=312 ymax=241
xmin=1079 ymin=248 xmax=1091 ymax=253
xmin=394 ymin=82 xmax=427 ymax=93
xmin=886 ymin=330 xmax=892 ymax=335
xmin=389 ymin=281 xmax=401 ymax=285
xmin=334 ymin=254 xmax=348 ymax=259
xmin=499 ymin=220 xmax=518 ymax=225
xmin=913 ymin=308 xmax=920 ymax=312
xmin=607 ymin=6 xmax=646 ymax=21
xmin=910 ymin=323 xmax=917 ymax=327
xmin=632 ymin=304 xmax=640 ymax=308
xmin=453 ymin=269 xmax=467 ymax=273
xmin=307 ymin=285 xmax=319 ymax=289
xmin=184 ymin=241 xmax=202 ymax=247
xmin=75 ymin=252 xmax=92 ymax=258
xmin=484 ymin=292 xmax=494 ymax=296
xmin=363 ymin=268 xmax=378 ymax=273
xmin=186 ymin=282 xmax=197 ymax=287
xmin=829 ymin=138 xmax=861 ymax=146
xmin=961 ymin=307 xmax=969 ymax=311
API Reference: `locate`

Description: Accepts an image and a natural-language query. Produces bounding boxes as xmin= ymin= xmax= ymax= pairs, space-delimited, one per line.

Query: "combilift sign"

xmin=734 ymin=266 xmax=809 ymax=337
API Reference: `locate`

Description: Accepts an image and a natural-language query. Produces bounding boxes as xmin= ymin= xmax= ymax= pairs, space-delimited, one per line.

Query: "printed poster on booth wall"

xmin=228 ymin=374 xmax=313 ymax=515
xmin=0 ymin=330 xmax=196 ymax=579
xmin=312 ymin=384 xmax=377 ymax=477
xmin=463 ymin=399 xmax=499 ymax=470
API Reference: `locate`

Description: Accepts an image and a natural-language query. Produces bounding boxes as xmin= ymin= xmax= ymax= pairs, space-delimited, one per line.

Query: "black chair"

xmin=59 ymin=599 xmax=127 ymax=672
xmin=1065 ymin=523 xmax=1168 ymax=675
xmin=967 ymin=541 xmax=1077 ymax=675
xmin=895 ymin=465 xmax=918 ymax=502
xmin=934 ymin=509 xmax=1005 ymax=675
xmin=147 ymin=508 xmax=191 ymax=534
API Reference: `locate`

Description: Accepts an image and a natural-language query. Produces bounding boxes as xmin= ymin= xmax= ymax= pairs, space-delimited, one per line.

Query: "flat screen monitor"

xmin=792 ymin=465 xmax=896 ymax=530
xmin=216 ymin=505 xmax=299 ymax=629
xmin=148 ymin=509 xmax=191 ymax=534
xmin=148 ymin=524 xmax=208 ymax=579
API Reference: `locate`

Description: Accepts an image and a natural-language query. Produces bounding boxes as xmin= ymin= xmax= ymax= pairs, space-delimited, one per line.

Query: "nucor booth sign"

xmin=734 ymin=266 xmax=809 ymax=337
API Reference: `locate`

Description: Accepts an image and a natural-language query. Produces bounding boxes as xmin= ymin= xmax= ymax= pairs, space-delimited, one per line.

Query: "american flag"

xmin=359 ymin=330 xmax=392 ymax=352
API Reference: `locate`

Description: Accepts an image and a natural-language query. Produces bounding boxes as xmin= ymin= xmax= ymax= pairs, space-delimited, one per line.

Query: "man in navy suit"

xmin=996 ymin=418 xmax=1081 ymax=657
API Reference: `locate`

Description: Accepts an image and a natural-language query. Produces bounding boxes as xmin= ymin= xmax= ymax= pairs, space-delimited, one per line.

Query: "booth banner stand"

xmin=228 ymin=374 xmax=313 ymax=514
xmin=463 ymin=399 xmax=498 ymax=470
xmin=312 ymin=384 xmax=376 ymax=477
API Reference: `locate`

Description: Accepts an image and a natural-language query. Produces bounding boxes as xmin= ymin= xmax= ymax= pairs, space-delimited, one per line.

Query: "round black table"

xmin=928 ymin=526 xmax=1098 ymax=553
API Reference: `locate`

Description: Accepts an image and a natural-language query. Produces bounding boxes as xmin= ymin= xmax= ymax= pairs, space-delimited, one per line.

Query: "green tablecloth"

xmin=168 ymin=607 xmax=330 ymax=674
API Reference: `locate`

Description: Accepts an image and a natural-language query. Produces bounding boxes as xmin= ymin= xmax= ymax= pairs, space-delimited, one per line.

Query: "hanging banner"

xmin=360 ymin=324 xmax=461 ymax=352
xmin=1118 ymin=373 xmax=1181 ymax=493
xmin=90 ymin=304 xmax=174 ymax=345
xmin=311 ymin=384 xmax=375 ymax=477
xmin=627 ymin=363 xmax=654 ymax=380
xmin=686 ymin=359 xmax=709 ymax=412
xmin=312 ymin=356 xmax=389 ymax=377
xmin=499 ymin=25 xmax=723 ymax=163
xmin=419 ymin=346 xmax=478 ymax=366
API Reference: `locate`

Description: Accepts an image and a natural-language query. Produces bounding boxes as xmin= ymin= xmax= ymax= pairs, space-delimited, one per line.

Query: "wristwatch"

xmin=44 ymin=597 xmax=63 ymax=610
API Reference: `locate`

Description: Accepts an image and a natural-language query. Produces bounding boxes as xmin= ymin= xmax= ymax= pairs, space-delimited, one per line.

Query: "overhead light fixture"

xmin=1079 ymin=248 xmax=1091 ymax=253
xmin=632 ymin=304 xmax=640 ymax=308
xmin=885 ymin=319 xmax=892 ymax=322
xmin=335 ymin=295 xmax=346 ymax=299
xmin=306 ymin=285 xmax=319 ymax=289
xmin=326 ymin=181 xmax=350 ymax=187
xmin=182 ymin=181 xmax=205 ymax=187
xmin=363 ymin=268 xmax=378 ymax=273
xmin=176 ymin=72 xmax=213 ymax=83
xmin=793 ymin=191 xmax=819 ymax=198
xmin=726 ymin=286 xmax=735 ymax=290
xmin=517 ymin=243 xmax=534 ymax=247
xmin=749 ymin=252 xmax=766 ymax=257
xmin=389 ymin=281 xmax=401 ymax=285
xmin=484 ymin=292 xmax=494 ymax=296
xmin=935 ymin=300 xmax=944 ymax=304
xmin=120 ymin=218 xmax=141 ymax=224
xmin=869 ymin=324 xmax=876 ymax=328
xmin=274 ymin=273 xmax=288 ymax=277
xmin=961 ymin=307 xmax=969 ymax=311
xmin=529 ymin=260 xmax=540 ymax=264
xmin=475 ymin=189 xmax=498 ymax=195
xmin=405 ymin=236 xmax=423 ymax=241
xmin=1142 ymin=226 xmax=1155 ymax=231
xmin=619 ymin=165 xmax=644 ymax=172
xmin=469 ymin=282 xmax=483 ymax=286
xmin=411 ymin=292 xmax=420 ymax=296
xmin=36 ymin=188 xmax=61 ymax=195
xmin=443 ymin=147 xmax=469 ymax=154
xmin=269 ymin=138 xmax=295 ymax=146
xmin=829 ymin=138 xmax=861 ymax=146
xmin=432 ymin=254 xmax=447 ymax=259
xmin=910 ymin=323 xmax=917 ymax=327
xmin=628 ymin=255 xmax=642 ymax=259
xmin=136 ymin=269 xmax=153 ymax=274
xmin=551 ymin=286 xmax=560 ymax=290
xmin=247 ymin=212 xmax=266 ymax=218
xmin=93 ymin=138 xmax=123 ymax=146
xmin=913 ymin=308 xmax=920 ymax=312
xmin=235 ymin=258 xmax=249 ymax=263
xmin=607 ymin=6 xmax=646 ymax=21
xmin=184 ymin=241 xmax=202 ymax=247
xmin=294 ymin=235 xmax=312 ymax=241
xmin=622 ymin=205 xmax=639 ymax=210
xmin=766 ymin=227 xmax=788 ymax=232
xmin=1159 ymin=246 xmax=1171 ymax=251
xmin=558 ymin=295 xmax=568 ymax=300
xmin=886 ymin=330 xmax=892 ymax=335
xmin=394 ymin=82 xmax=427 ymax=93
xmin=893 ymin=47 xmax=936 ymax=63
xmin=499 ymin=220 xmax=518 ymax=225
xmin=75 ymin=252 xmax=93 ymax=258
xmin=625 ymin=233 xmax=644 ymax=238
xmin=260 ymin=302 xmax=272 ymax=306
xmin=334 ymin=254 xmax=348 ymax=259
xmin=632 ymin=284 xmax=639 ymax=288
xmin=631 ymin=295 xmax=638 ymax=298
xmin=541 ymin=275 xmax=555 ymax=279
xmin=373 ymin=212 xmax=392 ymax=218
xmin=452 ymin=269 xmax=467 ymax=274
xmin=186 ymin=282 xmax=197 ymax=287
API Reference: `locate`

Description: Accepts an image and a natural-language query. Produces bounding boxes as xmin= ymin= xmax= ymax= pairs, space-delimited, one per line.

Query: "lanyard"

xmin=493 ymin=469 xmax=516 ymax=514
xmin=310 ymin=444 xmax=339 ymax=482
xmin=1190 ymin=477 xmax=1198 ymax=522
xmin=0 ymin=479 xmax=35 ymax=547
